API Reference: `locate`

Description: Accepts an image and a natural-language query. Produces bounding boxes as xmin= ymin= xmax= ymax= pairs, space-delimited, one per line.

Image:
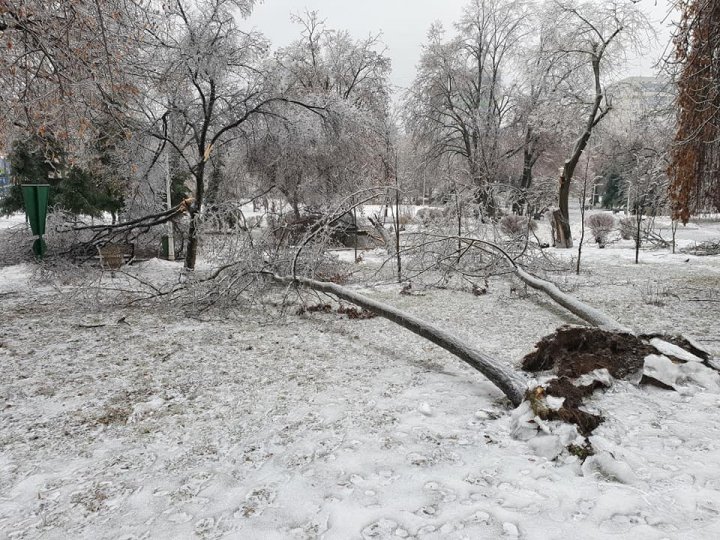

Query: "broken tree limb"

xmin=71 ymin=199 xmax=190 ymax=232
xmin=268 ymin=273 xmax=528 ymax=407
xmin=512 ymin=266 xmax=632 ymax=333
xmin=60 ymin=200 xmax=191 ymax=261
xmin=419 ymin=234 xmax=632 ymax=333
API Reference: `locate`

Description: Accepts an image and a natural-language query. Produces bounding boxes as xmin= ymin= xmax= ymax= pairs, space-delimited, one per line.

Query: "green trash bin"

xmin=21 ymin=184 xmax=50 ymax=259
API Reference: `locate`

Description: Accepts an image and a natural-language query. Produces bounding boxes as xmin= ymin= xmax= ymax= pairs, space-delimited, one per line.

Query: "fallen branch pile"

xmin=65 ymin=200 xmax=190 ymax=261
xmin=681 ymin=240 xmax=720 ymax=256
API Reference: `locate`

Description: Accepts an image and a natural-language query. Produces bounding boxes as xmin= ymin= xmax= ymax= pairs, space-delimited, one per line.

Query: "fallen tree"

xmin=265 ymin=268 xmax=717 ymax=442
xmin=513 ymin=264 xmax=630 ymax=333
xmin=412 ymin=234 xmax=632 ymax=332
xmin=123 ymin=205 xmax=716 ymax=444
xmin=263 ymin=232 xmax=718 ymax=442
xmin=268 ymin=272 xmax=528 ymax=407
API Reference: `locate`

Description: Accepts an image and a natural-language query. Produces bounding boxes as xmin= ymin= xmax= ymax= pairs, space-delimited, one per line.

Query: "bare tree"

xmin=277 ymin=11 xmax=391 ymax=112
xmin=540 ymin=0 xmax=652 ymax=247
xmin=510 ymin=28 xmax=571 ymax=216
xmin=132 ymin=0 xmax=322 ymax=269
xmin=405 ymin=0 xmax=531 ymax=217
xmin=248 ymin=11 xmax=392 ymax=218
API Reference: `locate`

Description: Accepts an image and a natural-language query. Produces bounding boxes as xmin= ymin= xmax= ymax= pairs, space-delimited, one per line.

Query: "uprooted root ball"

xmin=522 ymin=326 xmax=656 ymax=379
xmin=522 ymin=326 xmax=658 ymax=436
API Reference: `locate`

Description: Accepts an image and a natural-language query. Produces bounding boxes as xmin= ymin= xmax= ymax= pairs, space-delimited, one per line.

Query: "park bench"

xmin=97 ymin=242 xmax=135 ymax=270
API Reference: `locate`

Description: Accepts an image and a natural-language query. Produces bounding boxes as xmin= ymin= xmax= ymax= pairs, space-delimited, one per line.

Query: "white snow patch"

xmin=127 ymin=396 xmax=166 ymax=424
xmin=417 ymin=402 xmax=433 ymax=416
xmin=651 ymin=338 xmax=705 ymax=363
xmin=0 ymin=263 xmax=34 ymax=293
xmin=546 ymin=395 xmax=565 ymax=410
xmin=502 ymin=521 xmax=520 ymax=536
xmin=643 ymin=354 xmax=681 ymax=388
xmin=509 ymin=401 xmax=538 ymax=441
xmin=575 ymin=368 xmax=613 ymax=388
xmin=582 ymin=452 xmax=639 ymax=485
xmin=528 ymin=435 xmax=564 ymax=460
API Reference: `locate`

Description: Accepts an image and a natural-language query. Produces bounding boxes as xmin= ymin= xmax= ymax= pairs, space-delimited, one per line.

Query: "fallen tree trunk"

xmin=513 ymin=266 xmax=632 ymax=333
xmin=442 ymin=236 xmax=632 ymax=333
xmin=269 ymin=273 xmax=528 ymax=407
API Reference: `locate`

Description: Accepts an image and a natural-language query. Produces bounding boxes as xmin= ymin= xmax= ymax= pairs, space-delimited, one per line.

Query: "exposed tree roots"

xmin=521 ymin=327 xmax=656 ymax=435
xmin=522 ymin=326 xmax=654 ymax=379
xmin=522 ymin=325 xmax=718 ymax=437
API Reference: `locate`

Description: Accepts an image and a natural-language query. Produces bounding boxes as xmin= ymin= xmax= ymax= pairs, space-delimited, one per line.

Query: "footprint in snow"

xmin=375 ymin=469 xmax=398 ymax=485
xmin=418 ymin=402 xmax=433 ymax=416
xmin=464 ymin=510 xmax=491 ymax=524
xmin=406 ymin=452 xmax=431 ymax=467
xmin=361 ymin=518 xmax=399 ymax=538
xmin=235 ymin=486 xmax=277 ymax=518
xmin=415 ymin=505 xmax=437 ymax=517
xmin=166 ymin=511 xmax=193 ymax=524
xmin=424 ymin=481 xmax=457 ymax=503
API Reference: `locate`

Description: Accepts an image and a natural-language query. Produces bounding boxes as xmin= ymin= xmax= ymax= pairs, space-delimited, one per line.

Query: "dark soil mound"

xmin=545 ymin=377 xmax=607 ymax=409
xmin=543 ymin=377 xmax=608 ymax=435
xmin=522 ymin=326 xmax=658 ymax=436
xmin=520 ymin=326 xmax=715 ymax=443
xmin=522 ymin=326 xmax=656 ymax=379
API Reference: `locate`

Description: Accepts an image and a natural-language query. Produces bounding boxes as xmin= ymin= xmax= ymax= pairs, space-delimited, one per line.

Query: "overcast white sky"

xmin=244 ymin=0 xmax=677 ymax=93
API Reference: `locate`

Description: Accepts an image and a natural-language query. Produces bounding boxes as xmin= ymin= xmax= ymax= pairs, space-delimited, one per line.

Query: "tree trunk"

xmin=512 ymin=266 xmax=631 ymax=333
xmin=513 ymin=126 xmax=536 ymax=215
xmin=550 ymin=209 xmax=573 ymax=248
xmin=394 ymin=180 xmax=402 ymax=282
xmin=291 ymin=192 xmax=301 ymax=220
xmin=185 ymin=164 xmax=206 ymax=270
xmin=475 ymin=185 xmax=496 ymax=219
xmin=204 ymin=154 xmax=224 ymax=207
xmin=635 ymin=212 xmax=642 ymax=264
xmin=368 ymin=216 xmax=395 ymax=255
xmin=555 ymin=53 xmax=609 ymax=248
xmin=270 ymin=274 xmax=527 ymax=406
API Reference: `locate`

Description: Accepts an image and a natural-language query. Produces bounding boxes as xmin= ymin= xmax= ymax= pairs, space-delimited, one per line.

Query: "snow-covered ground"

xmin=1 ymin=210 xmax=720 ymax=539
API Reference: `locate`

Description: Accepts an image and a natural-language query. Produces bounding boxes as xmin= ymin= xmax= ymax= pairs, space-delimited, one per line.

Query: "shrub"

xmin=415 ymin=207 xmax=444 ymax=223
xmin=584 ymin=214 xmax=615 ymax=247
xmin=618 ymin=217 xmax=635 ymax=240
xmin=499 ymin=214 xmax=538 ymax=238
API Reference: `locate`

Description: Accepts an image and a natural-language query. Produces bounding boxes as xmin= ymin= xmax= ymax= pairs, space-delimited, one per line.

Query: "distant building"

xmin=607 ymin=75 xmax=675 ymax=125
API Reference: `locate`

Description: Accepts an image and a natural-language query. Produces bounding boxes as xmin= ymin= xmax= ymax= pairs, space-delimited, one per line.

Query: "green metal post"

xmin=21 ymin=184 xmax=50 ymax=259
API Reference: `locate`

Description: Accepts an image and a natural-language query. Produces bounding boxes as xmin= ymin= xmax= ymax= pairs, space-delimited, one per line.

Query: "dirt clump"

xmin=545 ymin=377 xmax=607 ymax=409
xmin=544 ymin=377 xmax=608 ymax=434
xmin=522 ymin=326 xmax=658 ymax=436
xmin=522 ymin=326 xmax=656 ymax=379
